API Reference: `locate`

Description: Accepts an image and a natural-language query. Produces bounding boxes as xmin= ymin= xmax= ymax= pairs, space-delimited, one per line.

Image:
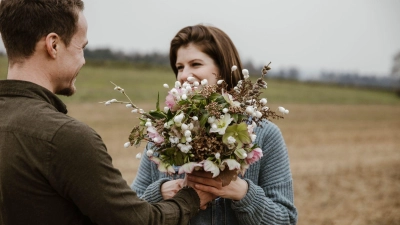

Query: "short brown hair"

xmin=169 ymin=25 xmax=243 ymax=90
xmin=0 ymin=0 xmax=84 ymax=63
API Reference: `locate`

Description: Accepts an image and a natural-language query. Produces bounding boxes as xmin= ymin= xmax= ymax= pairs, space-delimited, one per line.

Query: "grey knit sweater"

xmin=131 ymin=121 xmax=298 ymax=225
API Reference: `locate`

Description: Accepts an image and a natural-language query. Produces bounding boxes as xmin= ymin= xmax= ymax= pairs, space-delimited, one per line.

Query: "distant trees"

xmin=391 ymin=51 xmax=400 ymax=78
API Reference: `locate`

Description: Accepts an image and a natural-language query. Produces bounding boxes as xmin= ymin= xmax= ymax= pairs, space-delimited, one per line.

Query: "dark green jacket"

xmin=0 ymin=80 xmax=199 ymax=225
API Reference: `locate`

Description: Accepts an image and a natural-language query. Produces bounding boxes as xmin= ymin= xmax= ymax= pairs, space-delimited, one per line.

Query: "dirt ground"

xmin=67 ymin=103 xmax=400 ymax=225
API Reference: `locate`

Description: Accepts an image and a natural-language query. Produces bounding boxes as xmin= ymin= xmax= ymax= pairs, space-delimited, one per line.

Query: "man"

xmin=0 ymin=1 xmax=213 ymax=224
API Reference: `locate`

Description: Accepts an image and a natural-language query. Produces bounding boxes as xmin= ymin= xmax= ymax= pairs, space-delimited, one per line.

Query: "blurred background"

xmin=1 ymin=0 xmax=399 ymax=224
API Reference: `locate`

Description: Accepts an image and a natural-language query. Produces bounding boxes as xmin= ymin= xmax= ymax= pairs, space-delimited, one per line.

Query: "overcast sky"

xmin=1 ymin=0 xmax=399 ymax=76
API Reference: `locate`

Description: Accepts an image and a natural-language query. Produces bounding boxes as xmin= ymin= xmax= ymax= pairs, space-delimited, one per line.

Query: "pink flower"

xmin=147 ymin=127 xmax=164 ymax=144
xmin=246 ymin=147 xmax=263 ymax=164
xmin=165 ymin=92 xmax=176 ymax=110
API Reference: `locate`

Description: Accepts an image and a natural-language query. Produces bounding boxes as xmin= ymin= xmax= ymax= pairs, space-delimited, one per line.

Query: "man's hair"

xmin=0 ymin=0 xmax=84 ymax=63
xmin=169 ymin=25 xmax=243 ymax=90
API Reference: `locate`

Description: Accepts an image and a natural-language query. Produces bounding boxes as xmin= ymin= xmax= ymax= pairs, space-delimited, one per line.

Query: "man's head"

xmin=0 ymin=0 xmax=87 ymax=96
xmin=0 ymin=0 xmax=84 ymax=64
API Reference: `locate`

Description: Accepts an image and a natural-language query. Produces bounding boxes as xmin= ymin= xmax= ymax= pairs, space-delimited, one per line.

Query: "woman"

xmin=131 ymin=25 xmax=297 ymax=225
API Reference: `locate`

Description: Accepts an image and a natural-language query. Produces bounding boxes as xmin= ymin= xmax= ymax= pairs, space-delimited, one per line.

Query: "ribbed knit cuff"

xmin=142 ymin=178 xmax=171 ymax=203
xmin=231 ymin=179 xmax=260 ymax=208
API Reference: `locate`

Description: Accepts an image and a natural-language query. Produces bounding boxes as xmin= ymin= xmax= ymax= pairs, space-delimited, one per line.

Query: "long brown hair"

xmin=169 ymin=25 xmax=243 ymax=90
xmin=0 ymin=0 xmax=84 ymax=64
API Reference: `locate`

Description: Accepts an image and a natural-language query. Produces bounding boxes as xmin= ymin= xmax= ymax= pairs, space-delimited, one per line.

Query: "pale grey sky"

xmin=1 ymin=0 xmax=400 ymax=76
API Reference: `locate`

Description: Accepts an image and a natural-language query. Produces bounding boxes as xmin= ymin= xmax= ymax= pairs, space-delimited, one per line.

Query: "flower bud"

xmin=242 ymin=69 xmax=249 ymax=76
xmin=193 ymin=81 xmax=200 ymax=87
xmin=124 ymin=142 xmax=131 ymax=148
xmin=217 ymin=80 xmax=224 ymax=85
xmin=126 ymin=104 xmax=133 ymax=108
xmin=192 ymin=116 xmax=198 ymax=121
xmin=231 ymin=65 xmax=237 ymax=71
xmin=181 ymin=123 xmax=188 ymax=130
xmin=187 ymin=77 xmax=196 ymax=82
xmin=201 ymin=79 xmax=208 ymax=86
xmin=136 ymin=153 xmax=142 ymax=159
xmin=163 ymin=84 xmax=169 ymax=88
xmin=260 ymin=98 xmax=267 ymax=105
xmin=131 ymin=109 xmax=138 ymax=113
xmin=184 ymin=130 xmax=191 ymax=137
xmin=175 ymin=81 xmax=181 ymax=88
xmin=146 ymin=150 xmax=154 ymax=157
xmin=222 ymin=108 xmax=229 ymax=113
xmin=182 ymin=94 xmax=187 ymax=100
xmin=164 ymin=107 xmax=169 ymax=113
xmin=215 ymin=153 xmax=220 ymax=159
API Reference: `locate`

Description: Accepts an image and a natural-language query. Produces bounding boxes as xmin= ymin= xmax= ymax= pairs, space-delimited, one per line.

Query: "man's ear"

xmin=45 ymin=33 xmax=60 ymax=59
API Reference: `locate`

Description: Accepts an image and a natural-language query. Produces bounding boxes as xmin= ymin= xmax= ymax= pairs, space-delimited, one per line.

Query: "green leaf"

xmin=223 ymin=122 xmax=252 ymax=146
xmin=199 ymin=113 xmax=209 ymax=127
xmin=156 ymin=92 xmax=160 ymax=111
xmin=149 ymin=111 xmax=167 ymax=119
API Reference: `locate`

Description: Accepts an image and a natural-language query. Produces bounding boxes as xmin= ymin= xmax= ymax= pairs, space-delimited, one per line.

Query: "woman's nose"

xmin=178 ymin=68 xmax=192 ymax=83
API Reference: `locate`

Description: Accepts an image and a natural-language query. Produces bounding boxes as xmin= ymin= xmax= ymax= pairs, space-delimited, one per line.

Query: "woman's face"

xmin=175 ymin=43 xmax=219 ymax=85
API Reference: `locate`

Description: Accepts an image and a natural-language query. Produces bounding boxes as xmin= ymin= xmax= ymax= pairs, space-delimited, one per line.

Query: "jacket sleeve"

xmin=48 ymin=120 xmax=199 ymax=225
xmin=131 ymin=145 xmax=171 ymax=203
xmin=231 ymin=122 xmax=298 ymax=225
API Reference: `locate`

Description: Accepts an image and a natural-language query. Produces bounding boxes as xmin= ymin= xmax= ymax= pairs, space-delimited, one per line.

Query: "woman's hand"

xmin=160 ymin=179 xmax=184 ymax=200
xmin=186 ymin=171 xmax=249 ymax=201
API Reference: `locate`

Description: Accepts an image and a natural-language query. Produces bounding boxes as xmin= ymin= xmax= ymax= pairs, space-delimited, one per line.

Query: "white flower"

xmin=146 ymin=149 xmax=154 ymax=157
xmin=234 ymin=148 xmax=247 ymax=159
xmin=255 ymin=111 xmax=262 ymax=118
xmin=217 ymin=80 xmax=224 ymax=85
xmin=242 ymin=69 xmax=249 ymax=76
xmin=170 ymin=88 xmax=178 ymax=95
xmin=231 ymin=65 xmax=237 ymax=72
xmin=175 ymin=81 xmax=181 ymax=88
xmin=223 ymin=108 xmax=229 ymax=113
xmin=192 ymin=116 xmax=198 ymax=121
xmin=193 ymin=81 xmax=199 ymax=87
xmin=126 ymin=104 xmax=133 ymax=108
xmin=145 ymin=121 xmax=152 ymax=127
xmin=209 ymin=113 xmax=234 ymax=135
xmin=131 ymin=109 xmax=138 ymax=113
xmin=220 ymin=159 xmax=241 ymax=171
xmin=186 ymin=137 xmax=192 ymax=142
xmin=124 ymin=142 xmax=131 ymax=148
xmin=181 ymin=123 xmax=188 ymax=130
xmin=208 ymin=116 xmax=216 ymax=124
xmin=246 ymin=106 xmax=254 ymax=114
xmin=164 ymin=107 xmax=169 ymax=113
xmin=187 ymin=77 xmax=196 ymax=82
xmin=169 ymin=136 xmax=179 ymax=144
xmin=178 ymin=162 xmax=202 ymax=174
xmin=201 ymin=79 xmax=208 ymax=86
xmin=135 ymin=153 xmax=142 ymax=159
xmin=174 ymin=113 xmax=185 ymax=124
xmin=227 ymin=136 xmax=236 ymax=144
xmin=215 ymin=152 xmax=220 ymax=159
xmin=177 ymin=143 xmax=192 ymax=153
xmin=163 ymin=84 xmax=169 ymax=88
xmin=260 ymin=98 xmax=267 ymax=105
xmin=278 ymin=106 xmax=289 ymax=115
xmin=203 ymin=160 xmax=220 ymax=178
xmin=251 ymin=134 xmax=257 ymax=142
xmin=184 ymin=130 xmax=191 ymax=137
xmin=182 ymin=94 xmax=187 ymax=100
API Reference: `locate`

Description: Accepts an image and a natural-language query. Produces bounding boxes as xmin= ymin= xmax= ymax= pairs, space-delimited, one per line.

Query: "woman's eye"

xmin=192 ymin=63 xmax=201 ymax=67
xmin=176 ymin=66 xmax=183 ymax=71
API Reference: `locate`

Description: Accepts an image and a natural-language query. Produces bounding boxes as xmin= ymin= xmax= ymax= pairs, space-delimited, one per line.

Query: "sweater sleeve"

xmin=48 ymin=120 xmax=199 ymax=225
xmin=131 ymin=145 xmax=171 ymax=203
xmin=231 ymin=122 xmax=298 ymax=225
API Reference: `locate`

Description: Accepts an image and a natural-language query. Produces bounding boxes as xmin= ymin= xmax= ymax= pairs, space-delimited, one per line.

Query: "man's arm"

xmin=48 ymin=120 xmax=200 ymax=225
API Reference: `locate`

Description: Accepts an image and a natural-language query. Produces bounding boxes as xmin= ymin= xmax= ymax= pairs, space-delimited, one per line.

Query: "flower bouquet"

xmin=102 ymin=63 xmax=288 ymax=186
